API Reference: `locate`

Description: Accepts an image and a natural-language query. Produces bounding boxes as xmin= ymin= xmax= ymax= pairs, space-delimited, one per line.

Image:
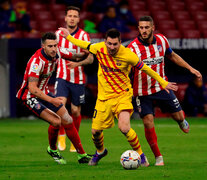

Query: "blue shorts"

xmin=55 ymin=78 xmax=85 ymax=106
xmin=22 ymin=93 xmax=63 ymax=117
xmin=135 ymin=90 xmax=182 ymax=118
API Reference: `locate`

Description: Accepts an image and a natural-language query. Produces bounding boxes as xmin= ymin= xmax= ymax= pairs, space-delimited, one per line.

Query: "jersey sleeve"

xmin=28 ymin=57 xmax=43 ymax=78
xmin=127 ymin=48 xmax=143 ymax=67
xmin=58 ymin=47 xmax=73 ymax=60
xmin=163 ymin=35 xmax=173 ymax=55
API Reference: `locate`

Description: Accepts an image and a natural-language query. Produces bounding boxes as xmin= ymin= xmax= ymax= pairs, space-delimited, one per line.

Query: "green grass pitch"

xmin=0 ymin=118 xmax=207 ymax=180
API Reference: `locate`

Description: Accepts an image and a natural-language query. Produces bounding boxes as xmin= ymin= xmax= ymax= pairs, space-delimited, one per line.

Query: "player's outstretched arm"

xmin=166 ymin=51 xmax=202 ymax=80
xmin=67 ymin=53 xmax=94 ymax=69
xmin=58 ymin=27 xmax=91 ymax=50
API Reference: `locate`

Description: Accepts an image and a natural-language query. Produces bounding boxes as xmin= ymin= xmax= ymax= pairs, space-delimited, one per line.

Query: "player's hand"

xmin=164 ymin=82 xmax=178 ymax=93
xmin=58 ymin=27 xmax=70 ymax=38
xmin=51 ymin=97 xmax=64 ymax=107
xmin=66 ymin=61 xmax=79 ymax=69
xmin=190 ymin=68 xmax=202 ymax=81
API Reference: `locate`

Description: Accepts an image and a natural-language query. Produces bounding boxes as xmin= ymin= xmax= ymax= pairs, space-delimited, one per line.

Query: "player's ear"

xmin=152 ymin=25 xmax=155 ymax=31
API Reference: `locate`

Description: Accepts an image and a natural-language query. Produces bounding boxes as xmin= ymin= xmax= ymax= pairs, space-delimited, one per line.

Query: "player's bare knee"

xmin=71 ymin=109 xmax=80 ymax=117
xmin=119 ymin=126 xmax=130 ymax=134
xmin=61 ymin=112 xmax=73 ymax=125
xmin=51 ymin=117 xmax=61 ymax=127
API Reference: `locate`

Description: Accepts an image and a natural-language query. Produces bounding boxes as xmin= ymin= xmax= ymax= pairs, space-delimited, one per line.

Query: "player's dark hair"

xmin=65 ymin=6 xmax=80 ymax=15
xmin=139 ymin=16 xmax=154 ymax=24
xmin=105 ymin=28 xmax=121 ymax=41
xmin=41 ymin=32 xmax=56 ymax=44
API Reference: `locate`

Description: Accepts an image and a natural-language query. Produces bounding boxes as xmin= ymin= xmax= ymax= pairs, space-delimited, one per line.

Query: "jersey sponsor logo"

xmin=60 ymin=47 xmax=76 ymax=54
xmin=142 ymin=57 xmax=164 ymax=65
xmin=101 ymin=64 xmax=121 ymax=73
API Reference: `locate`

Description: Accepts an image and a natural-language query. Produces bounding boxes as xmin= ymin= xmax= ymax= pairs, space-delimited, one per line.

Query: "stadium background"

xmin=1 ymin=0 xmax=207 ymax=118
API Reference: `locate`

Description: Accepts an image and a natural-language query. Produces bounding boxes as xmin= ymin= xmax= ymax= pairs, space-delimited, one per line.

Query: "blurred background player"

xmin=183 ymin=76 xmax=207 ymax=117
xmin=16 ymin=32 xmax=91 ymax=164
xmin=59 ymin=27 xmax=178 ymax=166
xmin=128 ymin=16 xmax=202 ymax=166
xmin=98 ymin=5 xmax=130 ymax=33
xmin=55 ymin=6 xmax=90 ymax=152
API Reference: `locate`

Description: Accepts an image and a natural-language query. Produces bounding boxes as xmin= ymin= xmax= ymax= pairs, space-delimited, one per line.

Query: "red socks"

xmin=72 ymin=115 xmax=81 ymax=132
xmin=58 ymin=115 xmax=81 ymax=135
xmin=48 ymin=125 xmax=59 ymax=150
xmin=145 ymin=127 xmax=161 ymax=157
xmin=59 ymin=125 xmax=65 ymax=135
xmin=63 ymin=123 xmax=85 ymax=154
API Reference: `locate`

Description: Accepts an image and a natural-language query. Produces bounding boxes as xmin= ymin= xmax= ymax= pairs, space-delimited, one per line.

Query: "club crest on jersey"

xmin=35 ymin=103 xmax=41 ymax=110
xmin=158 ymin=45 xmax=162 ymax=52
xmin=116 ymin=60 xmax=122 ymax=66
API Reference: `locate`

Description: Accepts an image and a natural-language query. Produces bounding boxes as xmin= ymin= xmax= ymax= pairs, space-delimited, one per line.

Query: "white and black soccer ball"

xmin=120 ymin=150 xmax=141 ymax=170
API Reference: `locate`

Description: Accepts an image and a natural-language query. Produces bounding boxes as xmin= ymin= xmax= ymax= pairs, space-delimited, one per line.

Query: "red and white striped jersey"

xmin=56 ymin=27 xmax=90 ymax=84
xmin=16 ymin=48 xmax=72 ymax=100
xmin=128 ymin=34 xmax=172 ymax=97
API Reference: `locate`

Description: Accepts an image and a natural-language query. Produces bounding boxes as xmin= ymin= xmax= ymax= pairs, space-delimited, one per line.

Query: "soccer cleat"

xmin=155 ymin=155 xmax=164 ymax=166
xmin=179 ymin=120 xmax=190 ymax=133
xmin=70 ymin=143 xmax=77 ymax=152
xmin=58 ymin=135 xmax=66 ymax=151
xmin=78 ymin=153 xmax=92 ymax=163
xmin=88 ymin=149 xmax=108 ymax=166
xmin=47 ymin=146 xmax=66 ymax=165
xmin=140 ymin=153 xmax=150 ymax=167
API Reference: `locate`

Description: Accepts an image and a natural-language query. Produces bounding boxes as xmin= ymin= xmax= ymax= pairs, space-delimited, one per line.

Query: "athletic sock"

xmin=125 ymin=128 xmax=143 ymax=155
xmin=145 ymin=127 xmax=161 ymax=157
xmin=92 ymin=132 xmax=105 ymax=154
xmin=72 ymin=115 xmax=81 ymax=132
xmin=59 ymin=125 xmax=65 ymax=135
xmin=63 ymin=123 xmax=85 ymax=154
xmin=48 ymin=125 xmax=59 ymax=150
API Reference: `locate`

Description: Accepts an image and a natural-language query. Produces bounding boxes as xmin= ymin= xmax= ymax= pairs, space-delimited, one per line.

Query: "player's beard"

xmin=140 ymin=30 xmax=153 ymax=42
xmin=68 ymin=25 xmax=76 ymax=30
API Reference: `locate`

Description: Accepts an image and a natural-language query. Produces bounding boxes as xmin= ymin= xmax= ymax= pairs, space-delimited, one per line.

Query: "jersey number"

xmin=27 ymin=98 xmax=38 ymax=108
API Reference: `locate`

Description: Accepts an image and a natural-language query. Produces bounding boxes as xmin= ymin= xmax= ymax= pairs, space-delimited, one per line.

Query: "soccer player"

xmin=127 ymin=16 xmax=202 ymax=166
xmin=55 ymin=6 xmax=91 ymax=152
xmin=59 ymin=27 xmax=178 ymax=166
xmin=16 ymin=32 xmax=91 ymax=165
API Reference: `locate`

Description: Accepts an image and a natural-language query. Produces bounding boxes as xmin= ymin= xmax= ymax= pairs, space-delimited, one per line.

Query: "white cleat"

xmin=155 ymin=156 xmax=164 ymax=166
xmin=179 ymin=120 xmax=190 ymax=133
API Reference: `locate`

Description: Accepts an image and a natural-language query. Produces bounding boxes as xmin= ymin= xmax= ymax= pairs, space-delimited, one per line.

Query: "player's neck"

xmin=67 ymin=26 xmax=78 ymax=34
xmin=140 ymin=35 xmax=153 ymax=44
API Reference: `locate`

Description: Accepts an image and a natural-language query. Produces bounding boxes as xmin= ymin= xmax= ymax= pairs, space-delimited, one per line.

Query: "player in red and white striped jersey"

xmin=16 ymin=32 xmax=91 ymax=164
xmin=55 ymin=6 xmax=92 ymax=152
xmin=128 ymin=16 xmax=202 ymax=166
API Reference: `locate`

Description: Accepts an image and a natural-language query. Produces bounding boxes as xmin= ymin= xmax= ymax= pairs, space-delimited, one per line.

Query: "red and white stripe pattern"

xmin=56 ymin=28 xmax=90 ymax=84
xmin=128 ymin=34 xmax=170 ymax=96
xmin=16 ymin=48 xmax=72 ymax=100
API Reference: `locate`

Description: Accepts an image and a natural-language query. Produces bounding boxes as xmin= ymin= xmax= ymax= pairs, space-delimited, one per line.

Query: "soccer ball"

xmin=120 ymin=150 xmax=141 ymax=170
